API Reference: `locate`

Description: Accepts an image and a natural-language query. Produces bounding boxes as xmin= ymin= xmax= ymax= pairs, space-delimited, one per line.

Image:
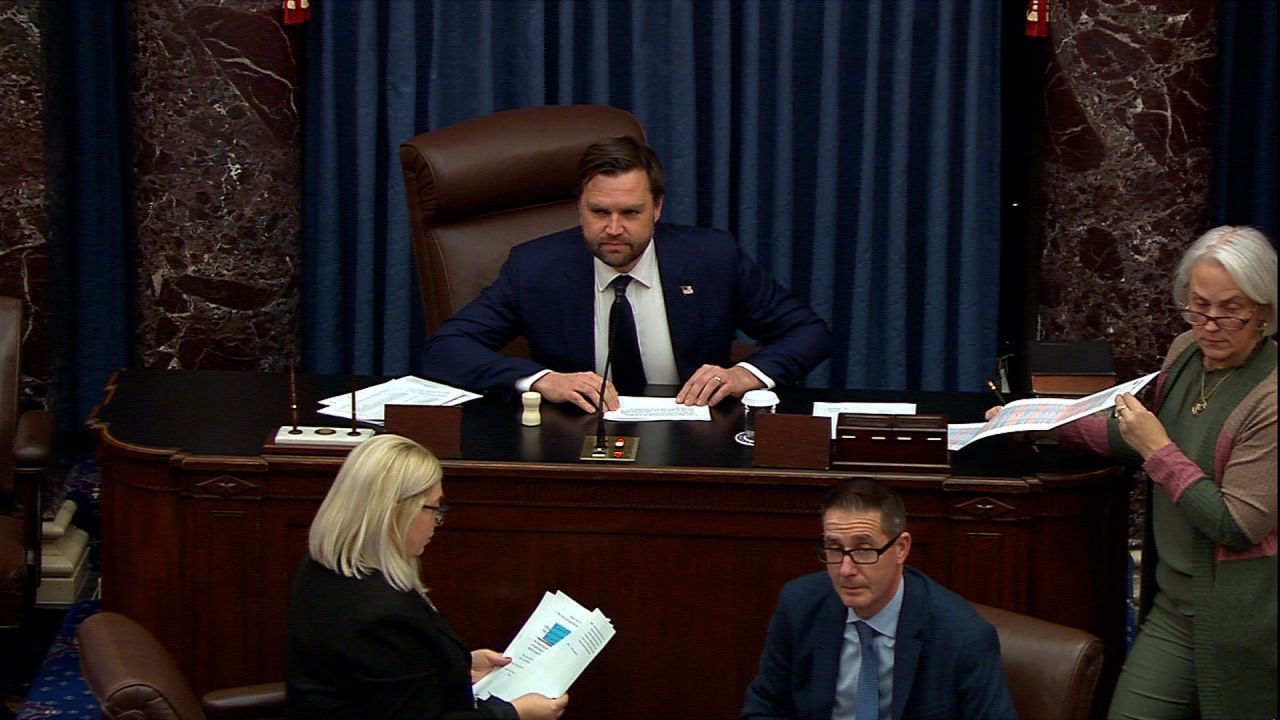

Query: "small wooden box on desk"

xmin=832 ymin=413 xmax=949 ymax=472
xmin=752 ymin=413 xmax=949 ymax=473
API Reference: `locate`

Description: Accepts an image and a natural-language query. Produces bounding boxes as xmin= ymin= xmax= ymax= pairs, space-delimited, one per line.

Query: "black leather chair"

xmin=398 ymin=104 xmax=646 ymax=345
xmin=0 ymin=295 xmax=53 ymax=630
xmin=78 ymin=611 xmax=286 ymax=720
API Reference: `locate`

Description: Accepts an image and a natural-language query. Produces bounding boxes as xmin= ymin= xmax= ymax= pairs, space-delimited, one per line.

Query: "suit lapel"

xmin=655 ymin=233 xmax=702 ymax=380
xmin=810 ymin=593 xmax=846 ymax=719
xmin=554 ymin=242 xmax=597 ymax=372
xmin=891 ymin=570 xmax=925 ymax=720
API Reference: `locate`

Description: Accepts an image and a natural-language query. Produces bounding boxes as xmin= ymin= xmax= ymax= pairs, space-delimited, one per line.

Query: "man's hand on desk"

xmin=532 ymin=371 xmax=620 ymax=413
xmin=676 ymin=364 xmax=763 ymax=406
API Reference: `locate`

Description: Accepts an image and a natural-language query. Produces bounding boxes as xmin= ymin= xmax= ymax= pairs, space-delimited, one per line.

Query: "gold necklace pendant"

xmin=1192 ymin=367 xmax=1237 ymax=416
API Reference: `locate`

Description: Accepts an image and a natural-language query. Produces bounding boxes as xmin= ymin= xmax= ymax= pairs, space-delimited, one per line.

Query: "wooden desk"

xmin=89 ymin=369 xmax=1128 ymax=719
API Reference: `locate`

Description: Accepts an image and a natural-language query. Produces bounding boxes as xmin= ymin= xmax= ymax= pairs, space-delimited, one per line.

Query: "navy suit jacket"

xmin=421 ymin=223 xmax=831 ymax=394
xmin=742 ymin=567 xmax=1016 ymax=720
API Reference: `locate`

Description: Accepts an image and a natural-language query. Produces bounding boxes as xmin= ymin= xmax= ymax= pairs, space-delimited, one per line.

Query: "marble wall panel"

xmin=131 ymin=0 xmax=302 ymax=370
xmin=1038 ymin=0 xmax=1217 ymax=380
xmin=0 ymin=0 xmax=48 ymax=405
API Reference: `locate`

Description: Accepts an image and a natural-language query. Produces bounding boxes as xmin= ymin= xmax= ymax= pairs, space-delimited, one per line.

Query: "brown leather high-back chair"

xmin=0 ymin=296 xmax=53 ymax=629
xmin=398 ymin=105 xmax=645 ymax=341
xmin=972 ymin=602 xmax=1105 ymax=720
xmin=78 ymin=611 xmax=286 ymax=720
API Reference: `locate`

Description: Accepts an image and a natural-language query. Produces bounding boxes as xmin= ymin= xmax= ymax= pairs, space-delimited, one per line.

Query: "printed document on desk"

xmin=947 ymin=371 xmax=1158 ymax=450
xmin=316 ymin=375 xmax=481 ymax=423
xmin=473 ymin=591 xmax=615 ymax=701
xmin=603 ymin=396 xmax=711 ymax=422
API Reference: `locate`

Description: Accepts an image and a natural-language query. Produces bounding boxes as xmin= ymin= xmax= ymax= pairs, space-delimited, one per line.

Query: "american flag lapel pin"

xmin=681 ymin=285 xmax=695 ymax=295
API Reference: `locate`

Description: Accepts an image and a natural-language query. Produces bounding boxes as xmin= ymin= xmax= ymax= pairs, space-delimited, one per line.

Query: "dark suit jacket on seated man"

xmin=742 ymin=479 xmax=1016 ymax=720
xmin=422 ymin=136 xmax=831 ymax=412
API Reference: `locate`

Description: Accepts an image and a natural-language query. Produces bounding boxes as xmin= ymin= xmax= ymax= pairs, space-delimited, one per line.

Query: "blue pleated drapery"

xmin=42 ymin=0 xmax=136 ymax=433
xmin=1209 ymin=0 xmax=1278 ymax=242
xmin=302 ymin=0 xmax=1005 ymax=391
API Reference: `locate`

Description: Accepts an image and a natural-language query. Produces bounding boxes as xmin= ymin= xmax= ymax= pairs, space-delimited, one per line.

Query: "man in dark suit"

xmin=421 ymin=136 xmax=830 ymax=412
xmin=742 ymin=479 xmax=1016 ymax=720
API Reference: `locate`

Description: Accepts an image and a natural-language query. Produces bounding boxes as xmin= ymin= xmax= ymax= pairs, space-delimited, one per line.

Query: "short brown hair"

xmin=822 ymin=478 xmax=907 ymax=537
xmin=577 ymin=136 xmax=665 ymax=201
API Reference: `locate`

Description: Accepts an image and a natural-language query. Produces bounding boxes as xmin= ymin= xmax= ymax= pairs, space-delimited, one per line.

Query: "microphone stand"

xmin=579 ymin=283 xmax=639 ymax=461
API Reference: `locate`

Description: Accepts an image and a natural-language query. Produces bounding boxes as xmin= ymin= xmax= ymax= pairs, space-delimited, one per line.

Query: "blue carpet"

xmin=16 ymin=599 xmax=100 ymax=718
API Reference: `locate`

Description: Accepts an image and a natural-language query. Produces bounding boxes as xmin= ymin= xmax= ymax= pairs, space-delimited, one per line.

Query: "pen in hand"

xmin=986 ymin=380 xmax=1007 ymax=406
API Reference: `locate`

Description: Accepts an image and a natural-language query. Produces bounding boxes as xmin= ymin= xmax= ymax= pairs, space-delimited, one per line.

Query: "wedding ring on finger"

xmin=712 ymin=376 xmax=723 ymax=384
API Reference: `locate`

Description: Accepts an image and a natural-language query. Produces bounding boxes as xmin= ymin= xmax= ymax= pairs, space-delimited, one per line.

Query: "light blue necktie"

xmin=854 ymin=620 xmax=881 ymax=720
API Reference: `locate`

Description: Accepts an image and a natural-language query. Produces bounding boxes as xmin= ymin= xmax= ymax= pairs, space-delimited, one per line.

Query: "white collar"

xmin=594 ymin=236 xmax=659 ymax=292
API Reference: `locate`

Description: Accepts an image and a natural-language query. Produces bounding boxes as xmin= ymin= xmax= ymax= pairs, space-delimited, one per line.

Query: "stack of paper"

xmin=946 ymin=371 xmax=1158 ymax=451
xmin=317 ymin=376 xmax=480 ymax=424
xmin=473 ymin=591 xmax=616 ymax=701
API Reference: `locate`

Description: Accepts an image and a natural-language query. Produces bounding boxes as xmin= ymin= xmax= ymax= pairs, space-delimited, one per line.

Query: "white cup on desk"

xmin=736 ymin=389 xmax=779 ymax=446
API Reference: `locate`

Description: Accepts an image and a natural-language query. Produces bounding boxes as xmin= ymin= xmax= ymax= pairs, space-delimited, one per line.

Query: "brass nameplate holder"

xmin=265 ymin=363 xmax=375 ymax=455
xmin=831 ymin=413 xmax=949 ymax=472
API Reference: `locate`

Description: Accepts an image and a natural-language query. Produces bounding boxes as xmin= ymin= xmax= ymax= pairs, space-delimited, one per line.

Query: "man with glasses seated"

xmin=742 ymin=478 xmax=1015 ymax=720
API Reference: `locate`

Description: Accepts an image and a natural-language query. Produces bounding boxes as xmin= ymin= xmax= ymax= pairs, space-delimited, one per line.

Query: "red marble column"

xmin=0 ymin=0 xmax=49 ymax=404
xmin=131 ymin=0 xmax=303 ymax=370
xmin=1037 ymin=0 xmax=1217 ymax=379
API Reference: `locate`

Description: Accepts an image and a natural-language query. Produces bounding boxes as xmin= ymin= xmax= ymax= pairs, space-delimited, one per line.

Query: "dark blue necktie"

xmin=609 ymin=275 xmax=646 ymax=395
xmin=855 ymin=621 xmax=881 ymax=720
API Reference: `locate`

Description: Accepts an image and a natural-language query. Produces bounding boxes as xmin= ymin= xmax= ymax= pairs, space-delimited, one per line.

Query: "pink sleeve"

xmin=1144 ymin=443 xmax=1205 ymax=502
xmin=1058 ymin=414 xmax=1111 ymax=456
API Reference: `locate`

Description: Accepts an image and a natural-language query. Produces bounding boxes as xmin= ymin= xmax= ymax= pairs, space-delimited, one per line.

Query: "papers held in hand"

xmin=473 ymin=591 xmax=616 ymax=702
xmin=945 ymin=371 xmax=1158 ymax=451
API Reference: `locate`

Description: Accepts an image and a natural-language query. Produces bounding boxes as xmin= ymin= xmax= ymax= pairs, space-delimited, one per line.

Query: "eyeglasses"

xmin=421 ymin=502 xmax=449 ymax=526
xmin=816 ymin=533 xmax=902 ymax=565
xmin=1177 ymin=306 xmax=1255 ymax=332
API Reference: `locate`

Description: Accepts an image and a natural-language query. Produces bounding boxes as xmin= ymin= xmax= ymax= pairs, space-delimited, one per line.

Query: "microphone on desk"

xmin=579 ymin=280 xmax=638 ymax=462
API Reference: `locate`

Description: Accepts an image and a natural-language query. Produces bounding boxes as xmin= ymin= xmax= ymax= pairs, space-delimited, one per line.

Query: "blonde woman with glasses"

xmin=286 ymin=434 xmax=568 ymax=720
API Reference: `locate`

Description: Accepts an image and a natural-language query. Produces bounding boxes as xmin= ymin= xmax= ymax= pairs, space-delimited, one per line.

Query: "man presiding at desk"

xmin=422 ymin=136 xmax=830 ymax=412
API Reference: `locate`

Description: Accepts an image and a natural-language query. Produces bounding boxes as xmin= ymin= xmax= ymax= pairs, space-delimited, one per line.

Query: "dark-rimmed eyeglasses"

xmin=816 ymin=533 xmax=902 ymax=565
xmin=1176 ymin=306 xmax=1254 ymax=332
xmin=421 ymin=502 xmax=449 ymax=526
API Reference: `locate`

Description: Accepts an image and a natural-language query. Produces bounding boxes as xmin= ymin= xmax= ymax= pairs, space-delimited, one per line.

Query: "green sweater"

xmin=1061 ymin=331 xmax=1277 ymax=720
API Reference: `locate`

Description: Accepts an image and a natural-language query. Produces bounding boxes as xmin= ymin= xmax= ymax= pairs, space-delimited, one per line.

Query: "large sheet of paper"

xmin=945 ymin=371 xmax=1158 ymax=451
xmin=472 ymin=591 xmax=615 ymax=701
xmin=602 ymin=396 xmax=711 ymax=422
xmin=317 ymin=375 xmax=481 ymax=423
xmin=811 ymin=401 xmax=917 ymax=438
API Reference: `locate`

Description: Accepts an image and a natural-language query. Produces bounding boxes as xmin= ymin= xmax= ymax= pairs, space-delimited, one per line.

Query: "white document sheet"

xmin=945 ymin=371 xmax=1158 ymax=451
xmin=811 ymin=401 xmax=918 ymax=438
xmin=317 ymin=375 xmax=480 ymax=423
xmin=472 ymin=590 xmax=616 ymax=701
xmin=602 ymin=396 xmax=711 ymax=422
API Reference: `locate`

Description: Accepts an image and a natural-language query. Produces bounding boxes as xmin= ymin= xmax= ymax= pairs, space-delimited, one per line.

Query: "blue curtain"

xmin=302 ymin=0 xmax=1004 ymax=392
xmin=1210 ymin=0 xmax=1278 ymax=242
xmin=43 ymin=0 xmax=136 ymax=434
